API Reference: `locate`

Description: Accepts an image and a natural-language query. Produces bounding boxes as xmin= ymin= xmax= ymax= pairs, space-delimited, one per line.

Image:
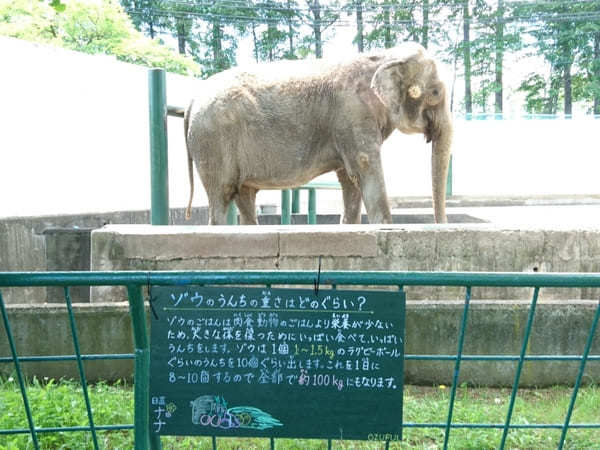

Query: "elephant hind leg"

xmin=336 ymin=168 xmax=362 ymax=224
xmin=235 ymin=185 xmax=259 ymax=225
xmin=208 ymin=185 xmax=237 ymax=225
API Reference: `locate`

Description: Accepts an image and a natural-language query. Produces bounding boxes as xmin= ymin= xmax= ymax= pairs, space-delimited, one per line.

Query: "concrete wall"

xmin=1 ymin=300 xmax=598 ymax=386
xmin=0 ymin=207 xmax=207 ymax=304
xmin=91 ymin=224 xmax=600 ymax=302
xmin=2 ymin=224 xmax=599 ymax=386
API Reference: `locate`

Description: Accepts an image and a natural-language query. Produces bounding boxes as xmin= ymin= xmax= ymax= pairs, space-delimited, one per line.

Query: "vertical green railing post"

xmin=0 ymin=290 xmax=39 ymax=450
xmin=308 ymin=188 xmax=317 ymax=224
xmin=127 ymin=285 xmax=157 ymax=450
xmin=499 ymin=287 xmax=540 ymax=449
xmin=227 ymin=202 xmax=238 ymax=225
xmin=292 ymin=189 xmax=300 ymax=214
xmin=281 ymin=189 xmax=291 ymax=224
xmin=557 ymin=300 xmax=600 ymax=449
xmin=443 ymin=286 xmax=471 ymax=449
xmin=148 ymin=68 xmax=170 ymax=226
xmin=64 ymin=287 xmax=99 ymax=450
xmin=446 ymin=155 xmax=453 ymax=198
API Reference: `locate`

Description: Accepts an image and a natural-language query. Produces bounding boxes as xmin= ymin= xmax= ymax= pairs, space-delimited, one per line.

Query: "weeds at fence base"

xmin=1 ymin=377 xmax=598 ymax=449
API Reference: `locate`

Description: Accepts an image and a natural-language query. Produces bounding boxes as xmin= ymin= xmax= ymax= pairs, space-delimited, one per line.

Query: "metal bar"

xmin=557 ymin=299 xmax=600 ymax=449
xmin=327 ymin=439 xmax=332 ymax=450
xmin=0 ymin=354 xmax=135 ymax=363
xmin=499 ymin=287 xmax=540 ymax=449
xmin=126 ymin=285 xmax=151 ymax=450
xmin=443 ymin=286 xmax=471 ymax=449
xmin=446 ymin=155 xmax=453 ymax=198
xmin=402 ymin=422 xmax=600 ymax=429
xmin=270 ymin=436 xmax=275 ymax=449
xmin=399 ymin=286 xmax=405 ymax=442
xmin=0 ymin=290 xmax=39 ymax=449
xmin=291 ymin=189 xmax=300 ymax=214
xmin=308 ymin=188 xmax=317 ymax=224
xmin=0 ymin=424 xmax=134 ymax=435
xmin=227 ymin=202 xmax=238 ymax=225
xmin=404 ymin=355 xmax=600 ymax=361
xmin=148 ymin=68 xmax=170 ymax=226
xmin=212 ymin=435 xmax=217 ymax=449
xmin=6 ymin=421 xmax=596 ymax=435
xmin=3 ymin=271 xmax=600 ymax=288
xmin=281 ymin=190 xmax=291 ymax=224
xmin=64 ymin=287 xmax=99 ymax=450
xmin=167 ymin=105 xmax=185 ymax=118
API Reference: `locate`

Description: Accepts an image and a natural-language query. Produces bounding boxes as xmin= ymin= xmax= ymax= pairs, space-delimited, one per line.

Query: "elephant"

xmin=184 ymin=41 xmax=452 ymax=225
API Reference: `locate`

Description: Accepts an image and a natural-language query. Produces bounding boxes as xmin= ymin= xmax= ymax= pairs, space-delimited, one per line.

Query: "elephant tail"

xmin=184 ymin=102 xmax=194 ymax=220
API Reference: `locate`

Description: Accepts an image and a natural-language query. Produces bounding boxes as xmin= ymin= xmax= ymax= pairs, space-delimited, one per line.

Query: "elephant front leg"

xmin=336 ymin=168 xmax=362 ymax=224
xmin=353 ymin=151 xmax=392 ymax=224
xmin=235 ymin=185 xmax=259 ymax=225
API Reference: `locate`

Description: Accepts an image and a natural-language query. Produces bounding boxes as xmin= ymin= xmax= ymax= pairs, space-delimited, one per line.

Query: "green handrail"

xmin=2 ymin=271 xmax=600 ymax=288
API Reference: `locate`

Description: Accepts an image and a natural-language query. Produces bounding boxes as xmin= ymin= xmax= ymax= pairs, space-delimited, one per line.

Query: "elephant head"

xmin=370 ymin=49 xmax=453 ymax=223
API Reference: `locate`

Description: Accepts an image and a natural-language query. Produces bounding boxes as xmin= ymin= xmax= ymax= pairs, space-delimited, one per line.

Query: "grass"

xmin=0 ymin=377 xmax=599 ymax=449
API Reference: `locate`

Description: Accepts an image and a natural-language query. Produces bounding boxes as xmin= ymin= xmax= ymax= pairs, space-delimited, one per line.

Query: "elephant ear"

xmin=370 ymin=53 xmax=424 ymax=123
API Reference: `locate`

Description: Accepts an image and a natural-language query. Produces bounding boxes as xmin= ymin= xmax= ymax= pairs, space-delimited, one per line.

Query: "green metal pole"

xmin=443 ymin=286 xmax=471 ymax=449
xmin=291 ymin=189 xmax=300 ymax=214
xmin=557 ymin=300 xmax=600 ymax=449
xmin=227 ymin=202 xmax=238 ymax=225
xmin=126 ymin=285 xmax=154 ymax=450
xmin=308 ymin=188 xmax=317 ymax=224
xmin=0 ymin=291 xmax=40 ymax=449
xmin=148 ymin=69 xmax=170 ymax=225
xmin=446 ymin=155 xmax=453 ymax=198
xmin=499 ymin=287 xmax=540 ymax=449
xmin=64 ymin=287 xmax=99 ymax=450
xmin=281 ymin=189 xmax=291 ymax=224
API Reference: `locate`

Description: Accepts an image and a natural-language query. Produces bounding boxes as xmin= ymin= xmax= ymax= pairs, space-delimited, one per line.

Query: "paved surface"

xmin=394 ymin=204 xmax=600 ymax=228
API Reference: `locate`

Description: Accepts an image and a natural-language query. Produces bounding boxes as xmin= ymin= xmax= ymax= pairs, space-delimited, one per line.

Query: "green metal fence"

xmin=1 ymin=270 xmax=600 ymax=449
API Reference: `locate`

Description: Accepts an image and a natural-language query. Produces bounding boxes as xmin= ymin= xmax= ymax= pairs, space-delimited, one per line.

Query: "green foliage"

xmin=1 ymin=377 xmax=600 ymax=448
xmin=518 ymin=73 xmax=551 ymax=114
xmin=1 ymin=0 xmax=201 ymax=77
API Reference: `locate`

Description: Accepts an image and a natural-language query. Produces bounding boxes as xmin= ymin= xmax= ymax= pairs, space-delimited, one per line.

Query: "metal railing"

xmin=1 ymin=270 xmax=600 ymax=450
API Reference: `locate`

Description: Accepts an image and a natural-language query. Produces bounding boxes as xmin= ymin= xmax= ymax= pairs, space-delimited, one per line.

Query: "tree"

xmin=516 ymin=0 xmax=600 ymax=116
xmin=120 ymin=0 xmax=165 ymax=39
xmin=301 ymin=0 xmax=340 ymax=58
xmin=461 ymin=0 xmax=473 ymax=114
xmin=1 ymin=0 xmax=200 ymax=76
xmin=252 ymin=0 xmax=298 ymax=61
xmin=363 ymin=0 xmax=416 ymax=50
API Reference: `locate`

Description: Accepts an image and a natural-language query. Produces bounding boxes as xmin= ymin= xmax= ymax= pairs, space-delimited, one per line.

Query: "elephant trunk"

xmin=430 ymin=116 xmax=452 ymax=223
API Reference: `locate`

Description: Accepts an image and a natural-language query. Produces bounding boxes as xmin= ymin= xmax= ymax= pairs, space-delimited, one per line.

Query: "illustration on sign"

xmin=190 ymin=395 xmax=282 ymax=430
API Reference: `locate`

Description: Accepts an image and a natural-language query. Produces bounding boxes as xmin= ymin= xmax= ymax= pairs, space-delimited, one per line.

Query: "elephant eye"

xmin=432 ymin=89 xmax=439 ymax=96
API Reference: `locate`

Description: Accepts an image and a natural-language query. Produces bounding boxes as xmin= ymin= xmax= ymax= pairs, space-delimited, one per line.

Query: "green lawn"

xmin=0 ymin=377 xmax=599 ymax=449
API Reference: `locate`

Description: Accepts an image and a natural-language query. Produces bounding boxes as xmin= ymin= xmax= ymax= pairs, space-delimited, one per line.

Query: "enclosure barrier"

xmin=1 ymin=270 xmax=600 ymax=450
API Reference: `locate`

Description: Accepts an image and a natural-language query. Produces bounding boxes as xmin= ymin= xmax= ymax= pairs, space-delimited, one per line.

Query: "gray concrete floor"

xmin=393 ymin=204 xmax=600 ymax=227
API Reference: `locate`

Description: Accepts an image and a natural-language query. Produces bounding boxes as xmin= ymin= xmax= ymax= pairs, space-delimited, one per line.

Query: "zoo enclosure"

xmin=1 ymin=270 xmax=600 ymax=450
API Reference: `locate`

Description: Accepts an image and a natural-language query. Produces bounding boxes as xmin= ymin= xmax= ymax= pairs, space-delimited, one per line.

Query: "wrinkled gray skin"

xmin=185 ymin=42 xmax=453 ymax=225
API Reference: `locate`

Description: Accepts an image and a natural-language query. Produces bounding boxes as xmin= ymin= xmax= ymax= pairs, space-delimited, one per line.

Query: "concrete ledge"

xmin=1 ymin=301 xmax=598 ymax=386
xmin=91 ymin=224 xmax=600 ymax=302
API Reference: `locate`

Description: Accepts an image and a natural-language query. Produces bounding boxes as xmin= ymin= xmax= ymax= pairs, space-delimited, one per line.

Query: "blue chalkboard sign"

xmin=149 ymin=286 xmax=405 ymax=441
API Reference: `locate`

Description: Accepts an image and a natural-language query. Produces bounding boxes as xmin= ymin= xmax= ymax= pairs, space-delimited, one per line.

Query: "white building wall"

xmin=1 ymin=37 xmax=598 ymax=218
